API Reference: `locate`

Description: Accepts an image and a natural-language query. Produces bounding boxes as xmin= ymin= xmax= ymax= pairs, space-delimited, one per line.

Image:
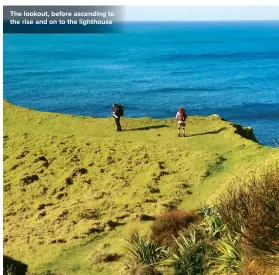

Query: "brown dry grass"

xmin=217 ymin=167 xmax=279 ymax=253
xmin=150 ymin=210 xmax=201 ymax=246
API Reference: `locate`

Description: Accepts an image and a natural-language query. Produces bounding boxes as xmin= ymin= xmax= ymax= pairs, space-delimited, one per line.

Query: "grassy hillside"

xmin=3 ymin=100 xmax=279 ymax=275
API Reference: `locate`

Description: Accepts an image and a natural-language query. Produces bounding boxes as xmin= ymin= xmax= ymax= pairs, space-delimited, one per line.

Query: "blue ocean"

xmin=3 ymin=21 xmax=279 ymax=146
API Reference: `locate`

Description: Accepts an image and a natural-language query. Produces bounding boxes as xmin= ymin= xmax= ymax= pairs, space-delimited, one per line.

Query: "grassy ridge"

xmin=3 ymin=100 xmax=279 ymax=275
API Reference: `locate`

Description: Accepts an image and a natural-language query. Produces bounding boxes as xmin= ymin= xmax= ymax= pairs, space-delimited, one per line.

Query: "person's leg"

xmin=118 ymin=118 xmax=122 ymax=131
xmin=115 ymin=117 xmax=122 ymax=131
xmin=114 ymin=117 xmax=119 ymax=131
xmin=177 ymin=123 xmax=181 ymax=137
xmin=182 ymin=126 xmax=185 ymax=137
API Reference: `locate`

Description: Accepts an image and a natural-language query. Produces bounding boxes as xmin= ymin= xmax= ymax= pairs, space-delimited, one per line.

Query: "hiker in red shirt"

xmin=175 ymin=107 xmax=188 ymax=137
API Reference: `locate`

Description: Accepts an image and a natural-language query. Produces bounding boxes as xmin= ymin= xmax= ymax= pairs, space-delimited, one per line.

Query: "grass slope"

xmin=3 ymin=101 xmax=279 ymax=275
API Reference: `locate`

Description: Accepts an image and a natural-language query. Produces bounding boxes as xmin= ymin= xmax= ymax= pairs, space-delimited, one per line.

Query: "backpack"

xmin=118 ymin=105 xmax=124 ymax=117
xmin=179 ymin=108 xmax=187 ymax=121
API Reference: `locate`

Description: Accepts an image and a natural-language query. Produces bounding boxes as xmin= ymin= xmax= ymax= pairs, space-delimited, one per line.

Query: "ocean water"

xmin=3 ymin=21 xmax=279 ymax=146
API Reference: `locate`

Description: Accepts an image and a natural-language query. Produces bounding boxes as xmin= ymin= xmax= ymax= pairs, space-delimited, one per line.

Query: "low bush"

xmin=172 ymin=225 xmax=219 ymax=275
xmin=209 ymin=232 xmax=242 ymax=275
xmin=174 ymin=241 xmax=211 ymax=275
xmin=125 ymin=232 xmax=169 ymax=266
xmin=150 ymin=210 xmax=201 ymax=246
xmin=217 ymin=167 xmax=279 ymax=252
xmin=199 ymin=205 xmax=227 ymax=238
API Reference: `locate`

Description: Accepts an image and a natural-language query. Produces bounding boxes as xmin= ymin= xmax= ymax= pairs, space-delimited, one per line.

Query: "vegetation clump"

xmin=150 ymin=210 xmax=201 ymax=246
xmin=172 ymin=225 xmax=219 ymax=275
xmin=125 ymin=232 xmax=169 ymax=266
xmin=217 ymin=167 xmax=279 ymax=252
xmin=125 ymin=232 xmax=169 ymax=275
xmin=125 ymin=166 xmax=279 ymax=275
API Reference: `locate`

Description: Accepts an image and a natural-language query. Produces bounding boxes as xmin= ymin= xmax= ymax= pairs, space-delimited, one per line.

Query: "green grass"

xmin=3 ymin=100 xmax=279 ymax=275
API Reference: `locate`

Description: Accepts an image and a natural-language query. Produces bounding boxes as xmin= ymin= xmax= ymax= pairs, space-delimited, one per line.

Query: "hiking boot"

xmin=177 ymin=133 xmax=180 ymax=137
xmin=183 ymin=134 xmax=186 ymax=137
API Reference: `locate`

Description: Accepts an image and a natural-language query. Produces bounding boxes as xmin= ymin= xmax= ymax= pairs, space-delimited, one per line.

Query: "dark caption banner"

xmin=3 ymin=6 xmax=124 ymax=33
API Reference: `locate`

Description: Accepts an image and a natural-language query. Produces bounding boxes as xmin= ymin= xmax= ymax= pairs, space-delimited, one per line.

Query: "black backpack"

xmin=118 ymin=105 xmax=124 ymax=117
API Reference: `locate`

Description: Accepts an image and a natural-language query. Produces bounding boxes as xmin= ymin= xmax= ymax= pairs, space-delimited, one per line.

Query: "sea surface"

xmin=3 ymin=21 xmax=279 ymax=146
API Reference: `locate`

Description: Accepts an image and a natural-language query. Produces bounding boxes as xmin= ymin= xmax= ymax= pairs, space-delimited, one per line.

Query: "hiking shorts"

xmin=178 ymin=122 xmax=185 ymax=128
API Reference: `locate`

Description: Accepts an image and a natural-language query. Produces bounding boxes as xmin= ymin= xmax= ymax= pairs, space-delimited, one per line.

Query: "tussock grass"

xmin=150 ymin=210 xmax=201 ymax=246
xmin=217 ymin=166 xmax=279 ymax=253
xmin=125 ymin=232 xmax=169 ymax=266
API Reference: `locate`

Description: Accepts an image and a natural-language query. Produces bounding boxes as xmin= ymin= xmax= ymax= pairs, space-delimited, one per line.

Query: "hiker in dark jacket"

xmin=111 ymin=103 xmax=122 ymax=132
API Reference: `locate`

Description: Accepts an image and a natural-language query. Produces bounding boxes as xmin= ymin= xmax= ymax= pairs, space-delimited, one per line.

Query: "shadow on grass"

xmin=126 ymin=124 xmax=170 ymax=131
xmin=188 ymin=127 xmax=227 ymax=137
xmin=3 ymin=255 xmax=28 ymax=275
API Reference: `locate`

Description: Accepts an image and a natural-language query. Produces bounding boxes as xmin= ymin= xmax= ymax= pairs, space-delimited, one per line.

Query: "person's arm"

xmin=111 ymin=107 xmax=118 ymax=118
xmin=114 ymin=108 xmax=120 ymax=118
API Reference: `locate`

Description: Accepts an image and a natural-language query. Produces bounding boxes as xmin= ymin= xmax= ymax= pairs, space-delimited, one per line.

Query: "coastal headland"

xmin=3 ymin=100 xmax=279 ymax=275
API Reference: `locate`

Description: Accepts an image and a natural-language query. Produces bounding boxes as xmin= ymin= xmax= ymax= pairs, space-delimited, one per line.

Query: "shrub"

xmin=199 ymin=205 xmax=226 ymax=238
xmin=174 ymin=241 xmax=209 ymax=275
xmin=125 ymin=232 xmax=169 ymax=266
xmin=209 ymin=232 xmax=242 ymax=275
xmin=150 ymin=210 xmax=201 ymax=246
xmin=172 ymin=225 xmax=219 ymax=275
xmin=217 ymin=167 xmax=279 ymax=252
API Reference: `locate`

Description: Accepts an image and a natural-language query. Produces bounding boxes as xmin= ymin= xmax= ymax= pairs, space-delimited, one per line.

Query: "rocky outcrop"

xmin=232 ymin=123 xmax=259 ymax=143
